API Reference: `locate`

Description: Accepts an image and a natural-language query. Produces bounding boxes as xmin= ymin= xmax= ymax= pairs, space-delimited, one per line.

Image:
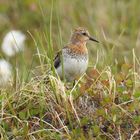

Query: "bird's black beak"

xmin=89 ymin=36 xmax=99 ymax=43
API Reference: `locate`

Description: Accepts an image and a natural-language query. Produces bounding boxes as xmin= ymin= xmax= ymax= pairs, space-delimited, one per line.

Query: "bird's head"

xmin=70 ymin=27 xmax=99 ymax=44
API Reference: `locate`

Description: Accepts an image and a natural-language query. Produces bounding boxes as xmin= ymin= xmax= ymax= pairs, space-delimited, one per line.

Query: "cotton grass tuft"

xmin=0 ymin=59 xmax=12 ymax=87
xmin=1 ymin=30 xmax=26 ymax=57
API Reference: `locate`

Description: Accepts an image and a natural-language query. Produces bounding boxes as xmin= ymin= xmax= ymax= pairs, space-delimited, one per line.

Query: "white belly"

xmin=56 ymin=56 xmax=88 ymax=81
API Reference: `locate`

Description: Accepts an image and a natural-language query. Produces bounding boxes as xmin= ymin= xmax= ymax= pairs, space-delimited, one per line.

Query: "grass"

xmin=0 ymin=0 xmax=140 ymax=139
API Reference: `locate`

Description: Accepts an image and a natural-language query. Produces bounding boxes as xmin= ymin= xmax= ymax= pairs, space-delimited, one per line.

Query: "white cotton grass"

xmin=1 ymin=30 xmax=26 ymax=57
xmin=0 ymin=59 xmax=12 ymax=87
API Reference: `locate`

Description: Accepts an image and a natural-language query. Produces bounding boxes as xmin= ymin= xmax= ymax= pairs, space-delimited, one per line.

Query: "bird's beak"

xmin=89 ymin=36 xmax=99 ymax=43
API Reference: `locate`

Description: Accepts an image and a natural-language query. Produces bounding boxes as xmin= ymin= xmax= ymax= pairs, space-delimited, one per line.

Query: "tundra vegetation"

xmin=0 ymin=0 xmax=140 ymax=139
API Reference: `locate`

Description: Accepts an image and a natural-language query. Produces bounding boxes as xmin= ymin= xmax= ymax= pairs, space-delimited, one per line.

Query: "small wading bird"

xmin=54 ymin=27 xmax=99 ymax=82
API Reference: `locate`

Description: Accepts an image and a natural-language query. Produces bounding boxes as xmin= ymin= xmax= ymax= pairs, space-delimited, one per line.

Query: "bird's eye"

xmin=82 ymin=32 xmax=87 ymax=36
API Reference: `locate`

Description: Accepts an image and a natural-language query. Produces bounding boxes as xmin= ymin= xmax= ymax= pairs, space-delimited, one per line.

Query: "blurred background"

xmin=0 ymin=0 xmax=140 ymax=71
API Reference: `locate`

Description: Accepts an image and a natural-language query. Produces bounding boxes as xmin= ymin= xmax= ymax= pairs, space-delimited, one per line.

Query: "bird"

xmin=54 ymin=27 xmax=99 ymax=82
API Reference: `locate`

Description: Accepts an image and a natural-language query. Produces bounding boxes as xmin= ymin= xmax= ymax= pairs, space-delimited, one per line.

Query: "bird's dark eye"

xmin=82 ymin=32 xmax=87 ymax=36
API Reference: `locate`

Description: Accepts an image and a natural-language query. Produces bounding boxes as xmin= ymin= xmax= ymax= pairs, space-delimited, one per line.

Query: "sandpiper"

xmin=54 ymin=27 xmax=98 ymax=82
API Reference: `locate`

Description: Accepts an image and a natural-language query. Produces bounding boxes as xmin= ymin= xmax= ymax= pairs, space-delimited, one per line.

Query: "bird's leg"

xmin=73 ymin=80 xmax=77 ymax=87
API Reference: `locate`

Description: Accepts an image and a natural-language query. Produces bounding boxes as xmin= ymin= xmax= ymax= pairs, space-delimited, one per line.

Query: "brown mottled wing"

xmin=54 ymin=50 xmax=61 ymax=69
xmin=54 ymin=46 xmax=68 ymax=69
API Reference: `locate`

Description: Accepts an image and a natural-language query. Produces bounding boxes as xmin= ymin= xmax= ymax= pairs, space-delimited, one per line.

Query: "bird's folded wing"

xmin=54 ymin=46 xmax=68 ymax=69
xmin=54 ymin=50 xmax=61 ymax=69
